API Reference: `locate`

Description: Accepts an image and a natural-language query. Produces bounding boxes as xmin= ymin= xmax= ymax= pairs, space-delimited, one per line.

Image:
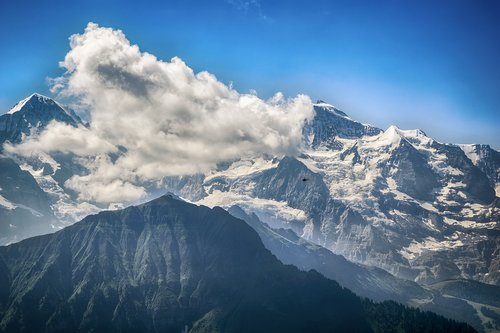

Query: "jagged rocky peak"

xmin=6 ymin=92 xmax=81 ymax=122
xmin=313 ymin=99 xmax=350 ymax=118
xmin=459 ymin=143 xmax=500 ymax=191
xmin=304 ymin=99 xmax=382 ymax=149
xmin=0 ymin=93 xmax=83 ymax=144
xmin=459 ymin=143 xmax=499 ymax=167
xmin=7 ymin=93 xmax=58 ymax=114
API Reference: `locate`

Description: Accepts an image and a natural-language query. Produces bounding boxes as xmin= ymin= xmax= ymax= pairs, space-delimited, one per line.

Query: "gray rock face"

xmin=252 ymin=156 xmax=331 ymax=232
xmin=460 ymin=144 xmax=500 ymax=193
xmin=434 ymin=142 xmax=495 ymax=204
xmin=385 ymin=139 xmax=439 ymax=201
xmin=0 ymin=157 xmax=56 ymax=245
xmin=303 ymin=102 xmax=382 ymax=149
xmin=160 ymin=174 xmax=207 ymax=202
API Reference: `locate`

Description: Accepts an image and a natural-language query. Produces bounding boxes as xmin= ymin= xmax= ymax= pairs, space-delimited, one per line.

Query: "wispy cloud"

xmin=225 ymin=0 xmax=269 ymax=20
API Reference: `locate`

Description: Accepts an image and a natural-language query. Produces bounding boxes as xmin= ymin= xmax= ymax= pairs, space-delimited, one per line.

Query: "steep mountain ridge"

xmin=459 ymin=144 xmax=500 ymax=195
xmin=303 ymin=102 xmax=382 ymax=149
xmin=228 ymin=205 xmax=500 ymax=332
xmin=0 ymin=195 xmax=475 ymax=332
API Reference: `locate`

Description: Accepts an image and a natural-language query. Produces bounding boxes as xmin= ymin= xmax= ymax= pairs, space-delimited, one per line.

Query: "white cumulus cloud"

xmin=9 ymin=22 xmax=314 ymax=204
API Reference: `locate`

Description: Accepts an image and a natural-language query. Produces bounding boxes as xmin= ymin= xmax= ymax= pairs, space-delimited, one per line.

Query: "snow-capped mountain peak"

xmin=0 ymin=93 xmax=83 ymax=145
xmin=313 ymin=100 xmax=351 ymax=119
xmin=7 ymin=94 xmax=34 ymax=114
xmin=394 ymin=127 xmax=428 ymax=139
xmin=7 ymin=93 xmax=60 ymax=115
xmin=364 ymin=125 xmax=431 ymax=149
xmin=5 ymin=93 xmax=81 ymax=124
xmin=380 ymin=125 xmax=403 ymax=145
xmin=304 ymin=99 xmax=382 ymax=149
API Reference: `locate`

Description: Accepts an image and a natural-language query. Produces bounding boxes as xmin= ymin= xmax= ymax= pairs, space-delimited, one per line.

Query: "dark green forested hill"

xmin=363 ymin=300 xmax=475 ymax=333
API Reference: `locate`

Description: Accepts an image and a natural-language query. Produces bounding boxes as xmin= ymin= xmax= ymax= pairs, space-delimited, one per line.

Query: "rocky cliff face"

xmin=302 ymin=102 xmax=382 ymax=149
xmin=0 ymin=157 xmax=56 ymax=244
xmin=460 ymin=144 xmax=500 ymax=194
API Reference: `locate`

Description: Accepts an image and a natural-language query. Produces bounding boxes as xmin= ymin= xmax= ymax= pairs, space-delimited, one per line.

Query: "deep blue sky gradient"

xmin=0 ymin=0 xmax=498 ymax=147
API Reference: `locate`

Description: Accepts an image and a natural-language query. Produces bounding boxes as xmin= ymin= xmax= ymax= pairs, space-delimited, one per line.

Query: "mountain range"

xmin=0 ymin=194 xmax=476 ymax=332
xmin=0 ymin=93 xmax=499 ymax=332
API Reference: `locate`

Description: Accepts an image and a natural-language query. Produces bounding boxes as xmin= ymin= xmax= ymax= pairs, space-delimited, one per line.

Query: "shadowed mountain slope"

xmin=0 ymin=195 xmax=475 ymax=333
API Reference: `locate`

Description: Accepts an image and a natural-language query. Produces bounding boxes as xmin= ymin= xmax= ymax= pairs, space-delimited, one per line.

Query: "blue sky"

xmin=0 ymin=0 xmax=498 ymax=147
